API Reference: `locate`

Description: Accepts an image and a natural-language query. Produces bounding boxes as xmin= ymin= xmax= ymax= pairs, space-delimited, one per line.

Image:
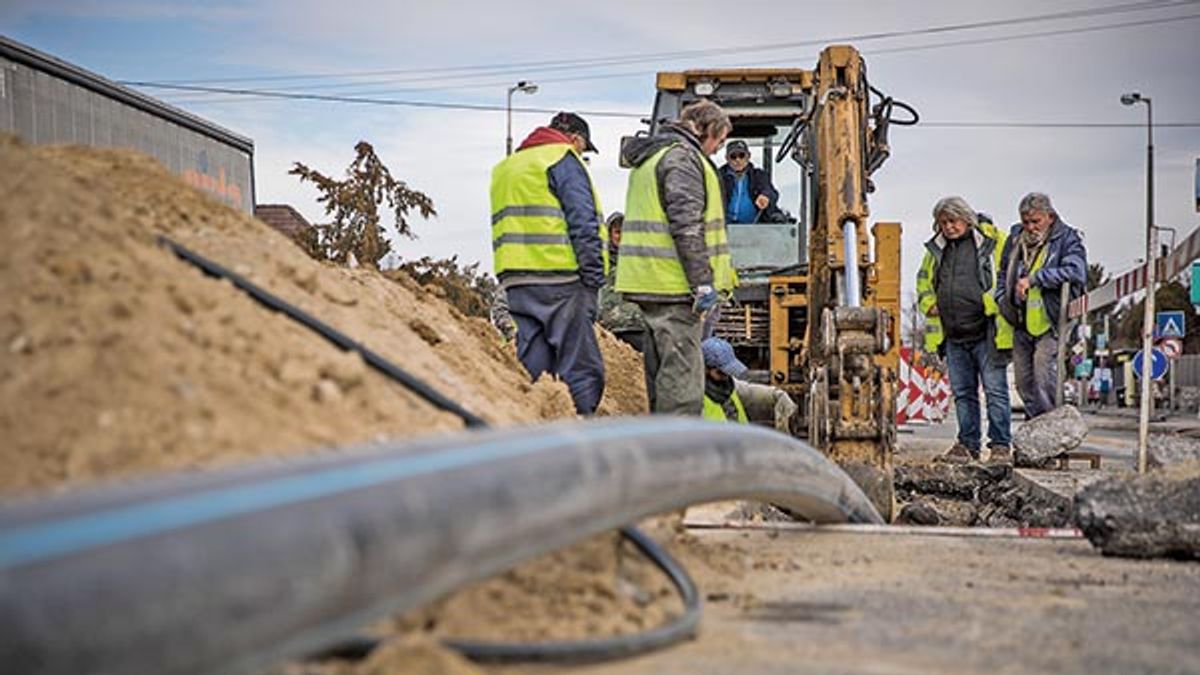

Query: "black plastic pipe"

xmin=0 ymin=418 xmax=882 ymax=675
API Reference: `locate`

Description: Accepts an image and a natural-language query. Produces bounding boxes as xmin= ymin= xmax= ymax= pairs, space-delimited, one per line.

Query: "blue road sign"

xmin=1156 ymin=311 xmax=1186 ymax=339
xmin=1132 ymin=347 xmax=1169 ymax=380
xmin=1192 ymin=261 xmax=1200 ymax=304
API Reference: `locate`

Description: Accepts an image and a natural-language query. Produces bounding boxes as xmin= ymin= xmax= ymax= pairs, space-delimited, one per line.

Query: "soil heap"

xmin=0 ymin=136 xmax=673 ymax=674
xmin=0 ymin=135 xmax=646 ymax=494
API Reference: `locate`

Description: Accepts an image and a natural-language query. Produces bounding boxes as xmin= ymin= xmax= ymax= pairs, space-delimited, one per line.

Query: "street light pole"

xmin=506 ymin=80 xmax=539 ymax=156
xmin=1123 ymin=91 xmax=1154 ymax=474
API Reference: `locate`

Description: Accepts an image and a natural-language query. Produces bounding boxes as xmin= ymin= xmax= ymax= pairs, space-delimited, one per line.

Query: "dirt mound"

xmin=0 ymin=137 xmax=674 ymax=674
xmin=0 ymin=136 xmax=655 ymax=493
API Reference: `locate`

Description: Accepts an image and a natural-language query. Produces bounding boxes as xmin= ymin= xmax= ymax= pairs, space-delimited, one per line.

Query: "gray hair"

xmin=932 ymin=196 xmax=979 ymax=230
xmin=1018 ymin=192 xmax=1056 ymax=217
xmin=680 ymin=99 xmax=732 ymax=143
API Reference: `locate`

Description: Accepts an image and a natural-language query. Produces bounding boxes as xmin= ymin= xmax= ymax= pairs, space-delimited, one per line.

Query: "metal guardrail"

xmin=0 ymin=417 xmax=881 ymax=675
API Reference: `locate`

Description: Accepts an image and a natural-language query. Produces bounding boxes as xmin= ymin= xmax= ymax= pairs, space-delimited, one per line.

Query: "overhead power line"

xmin=128 ymin=81 xmax=1200 ymax=128
xmin=129 ymin=0 xmax=1200 ymax=90
xmin=143 ymin=10 xmax=1200 ymax=107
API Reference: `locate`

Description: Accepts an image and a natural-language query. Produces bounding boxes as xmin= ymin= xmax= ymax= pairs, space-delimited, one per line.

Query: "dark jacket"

xmin=505 ymin=127 xmax=605 ymax=289
xmin=620 ymin=123 xmax=715 ymax=301
xmin=997 ymin=217 xmax=1087 ymax=333
xmin=936 ymin=235 xmax=987 ymax=343
xmin=718 ymin=163 xmax=783 ymax=223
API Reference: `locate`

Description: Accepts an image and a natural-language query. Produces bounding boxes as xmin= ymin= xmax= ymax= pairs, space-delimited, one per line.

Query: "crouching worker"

xmin=702 ymin=337 xmax=798 ymax=431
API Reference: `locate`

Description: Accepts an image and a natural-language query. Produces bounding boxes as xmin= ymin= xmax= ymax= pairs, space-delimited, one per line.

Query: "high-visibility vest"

xmin=1025 ymin=246 xmax=1053 ymax=337
xmin=490 ymin=143 xmax=606 ymax=276
xmin=615 ymin=143 xmax=735 ymax=296
xmin=915 ymin=221 xmax=1013 ymax=352
xmin=703 ymin=390 xmax=748 ymax=423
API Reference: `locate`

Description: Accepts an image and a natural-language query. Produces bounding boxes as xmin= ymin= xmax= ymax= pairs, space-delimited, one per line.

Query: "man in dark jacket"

xmin=490 ymin=112 xmax=606 ymax=414
xmin=718 ymin=140 xmax=784 ymax=223
xmin=616 ymin=100 xmax=734 ymax=415
xmin=997 ymin=192 xmax=1088 ymax=418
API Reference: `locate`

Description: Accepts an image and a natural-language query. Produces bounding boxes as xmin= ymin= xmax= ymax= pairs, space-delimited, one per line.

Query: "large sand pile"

xmin=0 ymin=136 xmax=673 ymax=674
xmin=0 ymin=135 xmax=646 ymax=494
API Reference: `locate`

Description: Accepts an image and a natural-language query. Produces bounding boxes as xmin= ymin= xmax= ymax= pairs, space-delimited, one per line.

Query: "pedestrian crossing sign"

xmin=1155 ymin=311 xmax=1186 ymax=339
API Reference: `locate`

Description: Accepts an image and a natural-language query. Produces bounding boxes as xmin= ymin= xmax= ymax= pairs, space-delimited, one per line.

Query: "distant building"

xmin=255 ymin=204 xmax=312 ymax=241
xmin=0 ymin=36 xmax=255 ymax=212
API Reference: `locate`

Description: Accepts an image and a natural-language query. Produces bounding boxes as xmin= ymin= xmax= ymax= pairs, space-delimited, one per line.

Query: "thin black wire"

xmin=137 ymin=0 xmax=1198 ymax=88
xmin=138 ymin=12 xmax=1200 ymax=118
xmin=143 ymin=7 xmax=1200 ymax=99
xmin=128 ymin=82 xmax=1200 ymax=128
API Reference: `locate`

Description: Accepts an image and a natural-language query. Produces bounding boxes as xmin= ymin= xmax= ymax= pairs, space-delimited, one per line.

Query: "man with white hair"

xmin=997 ymin=192 xmax=1088 ymax=419
xmin=916 ymin=196 xmax=1014 ymax=464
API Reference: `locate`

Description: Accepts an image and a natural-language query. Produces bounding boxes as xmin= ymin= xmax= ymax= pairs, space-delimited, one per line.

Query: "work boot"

xmin=987 ymin=445 xmax=1013 ymax=466
xmin=934 ymin=443 xmax=976 ymax=464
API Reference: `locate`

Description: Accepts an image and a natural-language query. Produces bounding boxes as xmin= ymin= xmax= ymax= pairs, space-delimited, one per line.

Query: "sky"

xmin=4 ymin=0 xmax=1200 ymax=301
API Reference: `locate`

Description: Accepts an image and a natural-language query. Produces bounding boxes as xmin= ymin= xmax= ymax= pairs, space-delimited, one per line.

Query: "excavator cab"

xmin=624 ymin=46 xmax=918 ymax=520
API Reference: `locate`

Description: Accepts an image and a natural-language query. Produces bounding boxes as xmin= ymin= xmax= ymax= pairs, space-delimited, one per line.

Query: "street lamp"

xmin=506 ymin=81 xmax=539 ymax=156
xmin=1122 ymin=91 xmax=1154 ymax=473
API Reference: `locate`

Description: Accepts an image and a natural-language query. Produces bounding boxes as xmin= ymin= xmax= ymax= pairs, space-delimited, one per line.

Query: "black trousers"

xmin=508 ymin=282 xmax=605 ymax=414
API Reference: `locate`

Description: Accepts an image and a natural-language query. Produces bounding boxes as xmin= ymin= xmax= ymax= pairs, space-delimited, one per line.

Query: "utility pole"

xmin=1122 ymin=91 xmax=1154 ymax=474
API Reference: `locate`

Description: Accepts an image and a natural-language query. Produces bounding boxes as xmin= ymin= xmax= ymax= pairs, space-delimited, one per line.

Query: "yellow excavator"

xmin=628 ymin=45 xmax=917 ymax=519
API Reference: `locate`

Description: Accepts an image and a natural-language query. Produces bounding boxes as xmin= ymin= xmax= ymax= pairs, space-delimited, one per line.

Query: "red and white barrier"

xmin=897 ymin=348 xmax=950 ymax=426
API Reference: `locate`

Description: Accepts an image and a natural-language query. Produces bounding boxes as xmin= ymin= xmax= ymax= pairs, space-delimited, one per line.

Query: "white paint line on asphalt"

xmin=684 ymin=520 xmax=1084 ymax=539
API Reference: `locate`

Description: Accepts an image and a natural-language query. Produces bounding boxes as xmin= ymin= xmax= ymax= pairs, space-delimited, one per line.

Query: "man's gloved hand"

xmin=692 ymin=284 xmax=719 ymax=316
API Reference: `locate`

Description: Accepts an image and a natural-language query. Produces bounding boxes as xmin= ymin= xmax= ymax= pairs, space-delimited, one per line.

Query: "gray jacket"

xmin=619 ymin=123 xmax=715 ymax=303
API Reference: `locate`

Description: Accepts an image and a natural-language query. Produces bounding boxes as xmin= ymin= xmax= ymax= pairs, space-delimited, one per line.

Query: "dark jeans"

xmin=638 ymin=302 xmax=704 ymax=416
xmin=508 ymin=282 xmax=605 ymax=415
xmin=944 ymin=338 xmax=1012 ymax=453
xmin=1013 ymin=329 xmax=1058 ymax=418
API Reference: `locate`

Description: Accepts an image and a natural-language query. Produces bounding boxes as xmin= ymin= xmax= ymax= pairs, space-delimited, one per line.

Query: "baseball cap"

xmin=725 ymin=139 xmax=749 ymax=157
xmin=550 ymin=111 xmax=598 ymax=153
xmin=701 ymin=337 xmax=749 ymax=378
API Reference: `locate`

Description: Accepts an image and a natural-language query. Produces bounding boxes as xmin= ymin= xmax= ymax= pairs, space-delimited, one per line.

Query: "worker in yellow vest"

xmin=997 ymin=192 xmax=1088 ymax=419
xmin=916 ymin=196 xmax=1014 ymax=465
xmin=702 ymin=337 xmax=798 ymax=430
xmin=490 ymin=112 xmax=607 ymax=414
xmin=616 ymin=100 xmax=735 ymax=416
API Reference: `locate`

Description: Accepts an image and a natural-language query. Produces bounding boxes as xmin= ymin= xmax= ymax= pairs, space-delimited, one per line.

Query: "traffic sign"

xmin=1156 ymin=311 xmax=1186 ymax=339
xmin=1161 ymin=337 xmax=1183 ymax=359
xmin=1074 ymin=358 xmax=1094 ymax=378
xmin=1132 ymin=347 xmax=1169 ymax=380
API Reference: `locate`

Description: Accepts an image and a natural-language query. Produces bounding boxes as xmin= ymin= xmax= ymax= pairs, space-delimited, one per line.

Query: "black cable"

xmin=314 ymin=525 xmax=701 ymax=664
xmin=158 ymin=235 xmax=701 ymax=664
xmin=158 ymin=236 xmax=487 ymax=428
xmin=135 ymin=0 xmax=1198 ymax=89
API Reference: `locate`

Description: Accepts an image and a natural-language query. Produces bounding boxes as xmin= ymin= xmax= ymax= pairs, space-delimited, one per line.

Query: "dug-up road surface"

xmin=505 ymin=420 xmax=1200 ymax=675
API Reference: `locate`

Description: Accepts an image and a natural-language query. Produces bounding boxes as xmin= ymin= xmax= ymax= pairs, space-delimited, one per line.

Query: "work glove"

xmin=692 ymin=284 xmax=720 ymax=316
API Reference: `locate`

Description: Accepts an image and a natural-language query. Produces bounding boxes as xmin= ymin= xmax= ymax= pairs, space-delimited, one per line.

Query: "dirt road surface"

xmin=489 ymin=419 xmax=1200 ymax=675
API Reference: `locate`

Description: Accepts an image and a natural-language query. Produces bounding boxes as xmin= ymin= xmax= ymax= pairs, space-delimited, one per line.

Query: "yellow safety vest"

xmin=615 ymin=144 xmax=735 ymax=296
xmin=490 ymin=143 xmax=607 ymax=276
xmin=1025 ymin=246 xmax=1053 ymax=337
xmin=915 ymin=221 xmax=1013 ymax=353
xmin=703 ymin=390 xmax=748 ymax=423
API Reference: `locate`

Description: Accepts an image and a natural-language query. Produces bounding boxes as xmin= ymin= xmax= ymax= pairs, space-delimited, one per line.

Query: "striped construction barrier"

xmin=897 ymin=347 xmax=951 ymax=426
